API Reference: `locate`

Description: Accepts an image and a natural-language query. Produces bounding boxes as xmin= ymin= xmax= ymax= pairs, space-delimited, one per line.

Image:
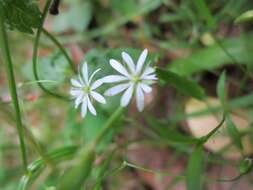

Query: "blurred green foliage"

xmin=1 ymin=0 xmax=253 ymax=189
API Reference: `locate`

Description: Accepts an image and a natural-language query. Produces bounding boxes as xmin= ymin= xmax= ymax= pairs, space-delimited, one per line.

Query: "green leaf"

xmin=56 ymin=144 xmax=96 ymax=190
xmin=110 ymin=0 xmax=136 ymax=15
xmin=1 ymin=0 xmax=41 ymax=34
xmin=148 ymin=117 xmax=200 ymax=144
xmin=216 ymin=71 xmax=226 ymax=106
xmin=91 ymin=152 xmax=115 ymax=190
xmin=239 ymin=158 xmax=253 ymax=174
xmin=235 ymin=10 xmax=253 ymax=24
xmin=157 ymin=68 xmax=205 ymax=100
xmin=193 ymin=0 xmax=216 ymax=29
xmin=89 ymin=0 xmax=162 ymax=37
xmin=186 ymin=146 xmax=204 ymax=190
xmin=168 ymin=34 xmax=253 ymax=76
xmin=82 ymin=114 xmax=114 ymax=151
xmin=17 ymin=176 xmax=29 ymax=190
xmin=226 ymin=116 xmax=243 ymax=150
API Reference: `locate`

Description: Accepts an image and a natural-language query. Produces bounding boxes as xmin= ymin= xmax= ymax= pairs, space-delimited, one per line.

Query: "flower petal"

xmin=87 ymin=96 xmax=96 ymax=115
xmin=71 ymin=79 xmax=82 ymax=87
xmin=75 ymin=93 xmax=84 ymax=108
xmin=136 ymin=84 xmax=145 ymax=112
xmin=136 ymin=49 xmax=148 ymax=74
xmin=91 ymin=79 xmax=103 ymax=90
xmin=122 ymin=52 xmax=135 ymax=73
xmin=81 ymin=97 xmax=88 ymax=118
xmin=70 ymin=89 xmax=82 ymax=97
xmin=82 ymin=62 xmax=89 ymax=84
xmin=91 ymin=91 xmax=106 ymax=104
xmin=141 ymin=67 xmax=155 ymax=78
xmin=141 ymin=74 xmax=157 ymax=80
xmin=140 ymin=83 xmax=152 ymax=93
xmin=88 ymin=68 xmax=101 ymax=84
xmin=104 ymin=83 xmax=130 ymax=96
xmin=109 ymin=59 xmax=129 ymax=77
xmin=120 ymin=83 xmax=134 ymax=107
xmin=102 ymin=75 xmax=128 ymax=83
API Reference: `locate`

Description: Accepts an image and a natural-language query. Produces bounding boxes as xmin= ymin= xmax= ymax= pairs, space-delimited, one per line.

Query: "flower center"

xmin=131 ymin=75 xmax=141 ymax=84
xmin=83 ymin=86 xmax=90 ymax=93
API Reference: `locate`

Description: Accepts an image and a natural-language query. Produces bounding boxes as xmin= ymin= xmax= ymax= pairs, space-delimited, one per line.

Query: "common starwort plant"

xmin=70 ymin=62 xmax=106 ymax=117
xmin=103 ymin=49 xmax=157 ymax=111
xmin=1 ymin=1 xmax=252 ymax=189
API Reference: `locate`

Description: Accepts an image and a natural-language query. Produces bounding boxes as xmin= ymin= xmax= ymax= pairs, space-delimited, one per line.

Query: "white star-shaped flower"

xmin=70 ymin=62 xmax=106 ymax=117
xmin=103 ymin=49 xmax=157 ymax=112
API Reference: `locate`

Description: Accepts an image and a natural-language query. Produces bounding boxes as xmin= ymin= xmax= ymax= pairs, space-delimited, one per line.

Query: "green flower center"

xmin=83 ymin=86 xmax=90 ymax=93
xmin=131 ymin=75 xmax=141 ymax=84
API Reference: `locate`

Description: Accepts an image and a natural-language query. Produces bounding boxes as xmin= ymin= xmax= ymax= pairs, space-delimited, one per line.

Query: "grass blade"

xmin=186 ymin=146 xmax=204 ymax=190
xmin=157 ymin=68 xmax=205 ymax=100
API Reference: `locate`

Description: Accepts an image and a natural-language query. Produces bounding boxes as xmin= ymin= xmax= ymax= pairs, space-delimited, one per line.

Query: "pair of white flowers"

xmin=70 ymin=49 xmax=157 ymax=117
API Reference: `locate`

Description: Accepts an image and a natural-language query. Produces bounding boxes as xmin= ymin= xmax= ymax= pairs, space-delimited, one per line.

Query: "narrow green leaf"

xmin=17 ymin=176 xmax=29 ymax=190
xmin=235 ymin=10 xmax=253 ymax=24
xmin=91 ymin=152 xmax=115 ymax=190
xmin=193 ymin=0 xmax=216 ymax=29
xmin=157 ymin=68 xmax=205 ymax=100
xmin=226 ymin=116 xmax=243 ymax=150
xmin=239 ymin=158 xmax=253 ymax=174
xmin=56 ymin=144 xmax=96 ymax=190
xmin=216 ymin=71 xmax=226 ymax=106
xmin=168 ymin=35 xmax=253 ymax=76
xmin=186 ymin=146 xmax=204 ymax=190
xmin=147 ymin=117 xmax=200 ymax=144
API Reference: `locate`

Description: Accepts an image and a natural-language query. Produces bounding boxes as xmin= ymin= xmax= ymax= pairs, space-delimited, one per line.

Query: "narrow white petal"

xmin=136 ymin=84 xmax=145 ymax=112
xmin=71 ymin=79 xmax=82 ymax=87
xmin=104 ymin=83 xmax=130 ymax=96
xmin=87 ymin=96 xmax=96 ymax=115
xmin=102 ymin=75 xmax=128 ymax=83
xmin=109 ymin=59 xmax=129 ymax=77
xmin=75 ymin=93 xmax=84 ymax=108
xmin=120 ymin=83 xmax=134 ymax=107
xmin=70 ymin=89 xmax=82 ymax=97
xmin=122 ymin=52 xmax=135 ymax=73
xmin=88 ymin=68 xmax=101 ymax=84
xmin=81 ymin=98 xmax=88 ymax=118
xmin=82 ymin=62 xmax=89 ymax=84
xmin=141 ymin=74 xmax=157 ymax=80
xmin=91 ymin=91 xmax=106 ymax=104
xmin=91 ymin=79 xmax=103 ymax=90
xmin=136 ymin=49 xmax=148 ymax=74
xmin=140 ymin=83 xmax=152 ymax=93
xmin=141 ymin=67 xmax=155 ymax=78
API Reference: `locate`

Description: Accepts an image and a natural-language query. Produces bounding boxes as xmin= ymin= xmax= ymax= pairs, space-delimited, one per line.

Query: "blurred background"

xmin=1 ymin=0 xmax=253 ymax=189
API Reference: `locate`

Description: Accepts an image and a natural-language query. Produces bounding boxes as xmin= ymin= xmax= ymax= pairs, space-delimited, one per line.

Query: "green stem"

xmin=42 ymin=28 xmax=76 ymax=73
xmin=33 ymin=0 xmax=69 ymax=100
xmin=199 ymin=114 xmax=226 ymax=145
xmin=0 ymin=14 xmax=28 ymax=172
xmin=123 ymin=160 xmax=185 ymax=178
xmin=94 ymin=107 xmax=124 ymax=145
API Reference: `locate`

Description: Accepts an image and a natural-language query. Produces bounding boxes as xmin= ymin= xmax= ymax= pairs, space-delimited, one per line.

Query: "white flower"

xmin=103 ymin=49 xmax=157 ymax=112
xmin=70 ymin=62 xmax=106 ymax=117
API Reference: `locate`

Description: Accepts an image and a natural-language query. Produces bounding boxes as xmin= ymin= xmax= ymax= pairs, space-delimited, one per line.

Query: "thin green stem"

xmin=199 ymin=114 xmax=226 ymax=145
xmin=33 ymin=0 xmax=69 ymax=100
xmin=94 ymin=107 xmax=124 ymax=145
xmin=123 ymin=160 xmax=185 ymax=178
xmin=0 ymin=14 xmax=28 ymax=172
xmin=42 ymin=28 xmax=76 ymax=73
